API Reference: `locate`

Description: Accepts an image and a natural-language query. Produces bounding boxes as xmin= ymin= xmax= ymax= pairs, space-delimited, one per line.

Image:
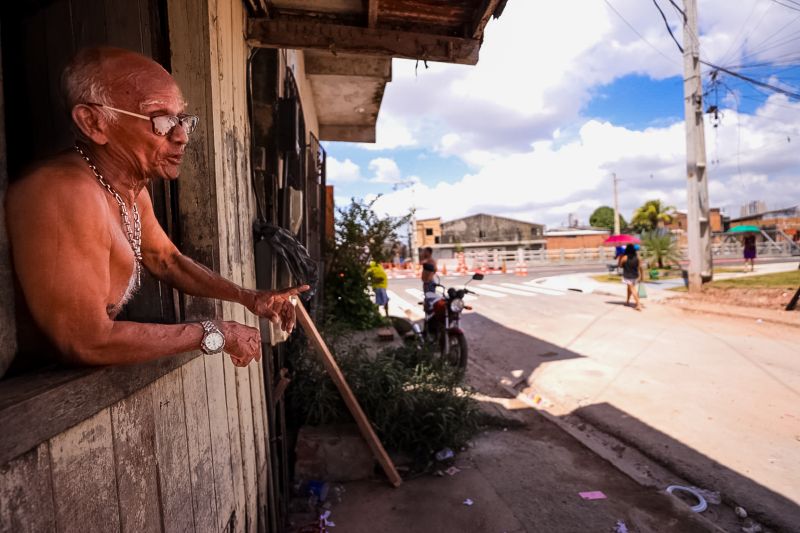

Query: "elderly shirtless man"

xmin=6 ymin=47 xmax=307 ymax=368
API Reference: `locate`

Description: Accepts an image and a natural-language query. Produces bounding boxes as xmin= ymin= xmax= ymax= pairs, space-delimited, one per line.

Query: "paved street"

xmin=388 ymin=267 xmax=800 ymax=531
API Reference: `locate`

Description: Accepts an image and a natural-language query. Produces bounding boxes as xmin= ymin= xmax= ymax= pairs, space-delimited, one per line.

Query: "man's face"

xmin=106 ymin=72 xmax=189 ymax=181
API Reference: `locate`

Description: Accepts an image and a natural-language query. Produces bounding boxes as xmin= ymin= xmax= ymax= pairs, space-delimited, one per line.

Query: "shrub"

xmin=288 ymin=340 xmax=480 ymax=461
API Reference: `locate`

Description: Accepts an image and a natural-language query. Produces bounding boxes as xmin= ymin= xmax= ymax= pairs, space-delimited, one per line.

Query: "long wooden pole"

xmin=294 ymin=301 xmax=403 ymax=487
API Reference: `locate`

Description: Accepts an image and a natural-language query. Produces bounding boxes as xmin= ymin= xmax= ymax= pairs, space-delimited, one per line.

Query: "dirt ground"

xmin=327 ymin=409 xmax=713 ymax=533
xmin=672 ymin=286 xmax=798 ymax=309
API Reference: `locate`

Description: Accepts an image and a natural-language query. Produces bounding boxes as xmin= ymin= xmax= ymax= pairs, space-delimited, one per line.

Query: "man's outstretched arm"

xmin=137 ymin=192 xmax=308 ymax=332
xmin=7 ymin=176 xmax=262 ymax=367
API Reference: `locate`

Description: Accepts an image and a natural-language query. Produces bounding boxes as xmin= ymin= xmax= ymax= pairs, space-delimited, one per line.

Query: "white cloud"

xmin=368 ymin=157 xmax=402 ymax=183
xmin=331 ymin=1 xmax=800 ymax=227
xmin=327 ymin=157 xmax=362 ymax=184
xmin=369 ymin=95 xmax=800 ymax=227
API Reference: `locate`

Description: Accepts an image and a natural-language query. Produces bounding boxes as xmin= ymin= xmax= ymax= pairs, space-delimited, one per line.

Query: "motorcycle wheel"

xmin=443 ymin=332 xmax=468 ymax=370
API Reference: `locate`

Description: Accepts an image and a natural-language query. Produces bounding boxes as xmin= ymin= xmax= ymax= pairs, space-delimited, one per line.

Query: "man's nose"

xmin=169 ymin=123 xmax=189 ymax=145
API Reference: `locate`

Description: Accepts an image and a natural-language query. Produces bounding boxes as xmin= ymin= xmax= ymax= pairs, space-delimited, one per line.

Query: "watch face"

xmin=204 ymin=332 xmax=225 ymax=352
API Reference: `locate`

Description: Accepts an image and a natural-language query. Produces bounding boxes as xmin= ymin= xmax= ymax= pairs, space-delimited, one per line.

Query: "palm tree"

xmin=641 ymin=231 xmax=682 ymax=269
xmin=631 ymin=200 xmax=676 ymax=233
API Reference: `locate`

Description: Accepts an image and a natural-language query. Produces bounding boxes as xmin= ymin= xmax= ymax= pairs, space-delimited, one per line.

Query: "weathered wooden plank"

xmin=203 ymin=353 xmax=236 ymax=532
xmin=235 ymin=364 xmax=258 ymax=533
xmin=111 ymin=386 xmax=161 ymax=533
xmin=0 ymin=29 xmax=14 ymax=381
xmin=104 ymin=0 xmax=146 ymax=51
xmin=295 ymin=302 xmax=402 ymax=487
xmin=151 ymin=371 xmax=194 ymax=532
xmin=367 ymin=0 xmax=378 ymax=27
xmin=0 ymin=353 xmax=195 ymax=466
xmin=181 ymin=357 xmax=219 ymax=532
xmin=247 ymin=19 xmax=480 ymax=65
xmin=0 ymin=443 xmax=55 ymax=532
xmin=49 ymin=409 xmax=121 ymax=531
xmin=248 ymin=360 xmax=268 ymax=532
xmin=222 ymin=356 xmax=246 ymax=533
xmin=166 ymin=0 xmax=221 ymax=321
xmin=70 ymin=0 xmax=109 ymax=48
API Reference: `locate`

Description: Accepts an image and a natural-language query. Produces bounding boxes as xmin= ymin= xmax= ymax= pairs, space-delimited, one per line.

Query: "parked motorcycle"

xmin=412 ymin=273 xmax=484 ymax=369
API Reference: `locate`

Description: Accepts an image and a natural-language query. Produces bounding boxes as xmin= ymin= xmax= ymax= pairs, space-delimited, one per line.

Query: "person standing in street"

xmin=618 ymin=244 xmax=644 ymax=311
xmin=366 ymin=260 xmax=390 ymax=317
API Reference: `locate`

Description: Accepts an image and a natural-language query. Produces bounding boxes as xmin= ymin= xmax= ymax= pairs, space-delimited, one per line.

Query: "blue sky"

xmin=323 ymin=0 xmax=800 ymax=228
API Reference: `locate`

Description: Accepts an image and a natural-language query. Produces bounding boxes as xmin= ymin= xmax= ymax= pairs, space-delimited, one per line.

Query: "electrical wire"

xmin=767 ymin=0 xmax=800 ymax=12
xmin=652 ymin=0 xmax=683 ymax=53
xmin=601 ymin=0 xmax=680 ymax=66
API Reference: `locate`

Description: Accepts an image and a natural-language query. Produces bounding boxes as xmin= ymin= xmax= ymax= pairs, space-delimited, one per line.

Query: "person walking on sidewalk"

xmin=743 ymin=234 xmax=757 ymax=272
xmin=618 ymin=244 xmax=644 ymax=311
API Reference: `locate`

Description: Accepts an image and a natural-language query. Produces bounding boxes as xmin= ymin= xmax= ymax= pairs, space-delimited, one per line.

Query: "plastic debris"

xmin=320 ymin=510 xmax=336 ymax=527
xmin=579 ymin=491 xmax=607 ymax=500
xmin=614 ymin=520 xmax=629 ymax=533
xmin=735 ymin=506 xmax=748 ymax=519
xmin=666 ymin=485 xmax=707 ymax=513
xmin=741 ymin=519 xmax=762 ymax=533
xmin=693 ymin=487 xmax=721 ymax=505
xmin=445 ymin=466 xmax=461 ymax=476
xmin=435 ymin=448 xmax=454 ymax=461
xmin=463 ymin=498 xmax=474 ymax=506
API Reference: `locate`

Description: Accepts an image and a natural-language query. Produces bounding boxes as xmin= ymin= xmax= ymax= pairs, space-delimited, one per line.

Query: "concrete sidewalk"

xmin=327 ymin=408 xmax=713 ymax=533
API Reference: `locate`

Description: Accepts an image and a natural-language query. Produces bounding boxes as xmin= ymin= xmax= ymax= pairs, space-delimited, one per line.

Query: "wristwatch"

xmin=200 ymin=320 xmax=226 ymax=355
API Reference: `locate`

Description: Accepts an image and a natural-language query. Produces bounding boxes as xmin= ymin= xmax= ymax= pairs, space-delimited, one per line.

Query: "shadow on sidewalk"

xmin=462 ymin=312 xmax=798 ymax=532
xmin=573 ymin=402 xmax=800 ymax=532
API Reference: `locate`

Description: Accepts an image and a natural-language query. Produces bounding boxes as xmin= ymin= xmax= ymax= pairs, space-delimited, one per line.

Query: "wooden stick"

xmin=294 ymin=301 xmax=403 ymax=487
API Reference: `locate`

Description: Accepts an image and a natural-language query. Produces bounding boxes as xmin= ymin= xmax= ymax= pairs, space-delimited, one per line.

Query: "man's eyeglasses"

xmin=87 ymin=103 xmax=199 ymax=136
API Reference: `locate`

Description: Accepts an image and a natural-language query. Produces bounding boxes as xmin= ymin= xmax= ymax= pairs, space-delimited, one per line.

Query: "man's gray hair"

xmin=61 ymin=48 xmax=118 ymax=126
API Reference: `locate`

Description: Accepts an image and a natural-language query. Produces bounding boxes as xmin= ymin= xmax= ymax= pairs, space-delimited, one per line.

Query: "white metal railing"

xmin=435 ymin=243 xmax=796 ymax=270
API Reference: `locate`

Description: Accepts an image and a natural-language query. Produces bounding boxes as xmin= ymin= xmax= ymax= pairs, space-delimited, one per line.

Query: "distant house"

xmin=417 ymin=213 xmax=545 ymax=259
xmin=729 ymin=205 xmax=800 ymax=243
xmin=544 ymin=228 xmax=610 ymax=249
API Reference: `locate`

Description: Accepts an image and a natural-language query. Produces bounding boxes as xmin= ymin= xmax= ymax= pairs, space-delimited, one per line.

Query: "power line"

xmin=767 ymin=0 xmax=800 ymax=12
xmin=652 ymin=0 xmax=684 ymax=53
xmin=601 ymin=0 xmax=680 ymax=65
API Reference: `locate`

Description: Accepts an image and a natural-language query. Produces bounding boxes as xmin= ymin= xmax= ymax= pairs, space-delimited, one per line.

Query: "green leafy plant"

xmin=589 ymin=205 xmax=627 ymax=231
xmin=641 ymin=231 xmax=682 ymax=269
xmin=631 ymin=200 xmax=676 ymax=233
xmin=324 ymin=197 xmax=411 ymax=330
xmin=288 ymin=340 xmax=481 ymax=461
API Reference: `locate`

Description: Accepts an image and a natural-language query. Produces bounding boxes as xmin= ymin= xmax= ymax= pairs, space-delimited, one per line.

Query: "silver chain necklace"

xmin=74 ymin=144 xmax=143 ymax=290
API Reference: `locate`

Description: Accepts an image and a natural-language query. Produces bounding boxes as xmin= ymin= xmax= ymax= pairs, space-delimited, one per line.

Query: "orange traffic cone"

xmin=442 ymin=263 xmax=447 ymax=276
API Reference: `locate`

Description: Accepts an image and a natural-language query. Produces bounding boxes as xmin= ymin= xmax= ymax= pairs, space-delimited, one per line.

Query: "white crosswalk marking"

xmin=405 ymin=288 xmax=425 ymax=300
xmin=466 ymin=286 xmax=507 ymax=298
xmin=386 ymin=290 xmax=424 ymax=319
xmin=479 ymin=283 xmax=537 ymax=297
xmin=500 ymin=282 xmax=564 ymax=296
xmin=520 ymin=282 xmax=566 ymax=296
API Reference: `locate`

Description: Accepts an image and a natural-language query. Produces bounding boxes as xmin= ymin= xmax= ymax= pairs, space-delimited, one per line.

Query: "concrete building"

xmin=740 ymin=200 xmax=768 ymax=218
xmin=544 ymin=228 xmax=610 ymax=249
xmin=422 ymin=213 xmax=545 ymax=259
xmin=415 ymin=217 xmax=443 ymax=247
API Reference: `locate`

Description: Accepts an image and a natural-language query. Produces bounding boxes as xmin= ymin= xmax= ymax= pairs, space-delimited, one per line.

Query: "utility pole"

xmin=612 ymin=173 xmax=621 ymax=235
xmin=683 ymin=0 xmax=712 ymax=291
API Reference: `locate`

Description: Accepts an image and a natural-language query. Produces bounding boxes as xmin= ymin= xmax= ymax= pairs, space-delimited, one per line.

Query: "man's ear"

xmin=71 ymin=104 xmax=110 ymax=145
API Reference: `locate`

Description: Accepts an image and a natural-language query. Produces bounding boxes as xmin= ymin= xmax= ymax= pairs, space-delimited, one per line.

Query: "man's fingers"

xmin=275 ymin=284 xmax=310 ymax=297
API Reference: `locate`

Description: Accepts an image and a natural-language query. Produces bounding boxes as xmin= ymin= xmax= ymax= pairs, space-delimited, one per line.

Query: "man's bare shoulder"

xmin=8 ymin=153 xmax=106 ymax=213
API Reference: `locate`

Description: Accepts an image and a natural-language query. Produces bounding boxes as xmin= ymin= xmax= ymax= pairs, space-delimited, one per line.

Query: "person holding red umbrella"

xmin=618 ymin=244 xmax=644 ymax=311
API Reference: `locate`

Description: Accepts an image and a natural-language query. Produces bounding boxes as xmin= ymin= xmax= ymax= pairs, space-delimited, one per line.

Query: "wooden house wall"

xmin=0 ymin=1 xmax=273 ymax=532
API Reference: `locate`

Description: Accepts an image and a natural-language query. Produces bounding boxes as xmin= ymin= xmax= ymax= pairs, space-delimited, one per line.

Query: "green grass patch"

xmin=592 ymin=274 xmax=621 ymax=283
xmin=710 ymin=270 xmax=800 ymax=289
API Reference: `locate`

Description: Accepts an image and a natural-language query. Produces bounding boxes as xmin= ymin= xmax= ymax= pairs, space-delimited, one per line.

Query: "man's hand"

xmin=243 ymin=285 xmax=310 ymax=333
xmin=218 ymin=321 xmax=262 ymax=367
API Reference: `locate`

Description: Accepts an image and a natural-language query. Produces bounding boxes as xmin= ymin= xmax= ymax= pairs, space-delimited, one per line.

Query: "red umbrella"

xmin=604 ymin=234 xmax=641 ymax=245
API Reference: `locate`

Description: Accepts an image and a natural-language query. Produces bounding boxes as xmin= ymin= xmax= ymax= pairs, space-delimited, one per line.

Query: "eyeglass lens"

xmin=152 ymin=115 xmax=199 ymax=136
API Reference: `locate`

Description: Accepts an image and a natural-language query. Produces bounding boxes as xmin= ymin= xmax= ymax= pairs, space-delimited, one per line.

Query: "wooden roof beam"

xmin=471 ymin=0 xmax=503 ymax=39
xmin=367 ymin=0 xmax=378 ymax=28
xmin=247 ymin=18 xmax=480 ymax=65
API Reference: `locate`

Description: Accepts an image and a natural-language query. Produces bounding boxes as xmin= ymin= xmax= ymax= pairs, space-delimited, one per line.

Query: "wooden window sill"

xmin=0 ymin=352 xmax=198 ymax=465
